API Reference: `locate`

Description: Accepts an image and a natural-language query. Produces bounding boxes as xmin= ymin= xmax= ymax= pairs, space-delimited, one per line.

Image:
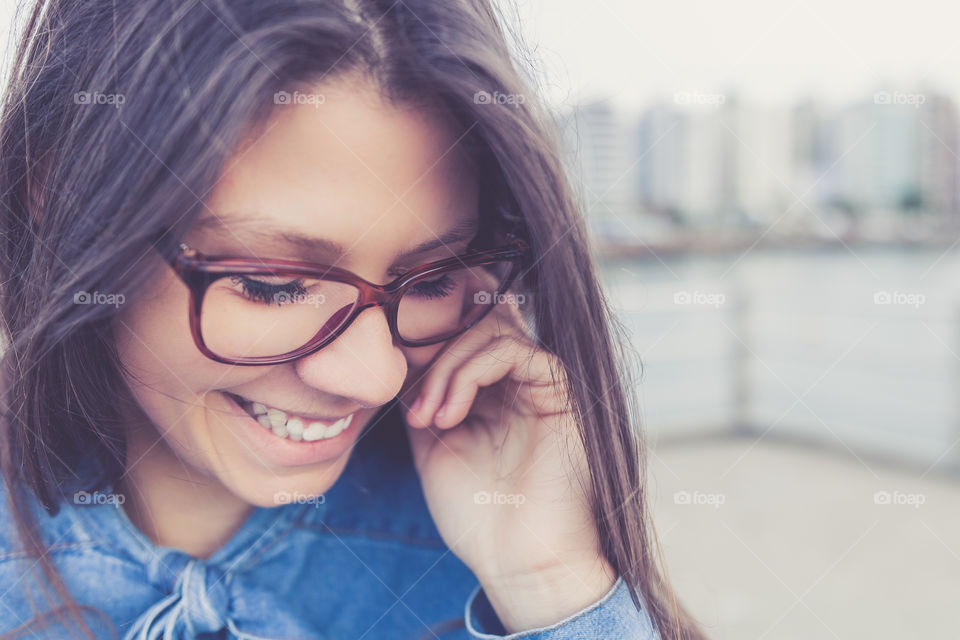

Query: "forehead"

xmin=203 ymin=74 xmax=479 ymax=259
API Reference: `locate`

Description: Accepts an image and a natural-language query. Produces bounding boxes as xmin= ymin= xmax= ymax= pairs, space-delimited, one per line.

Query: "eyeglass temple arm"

xmin=151 ymin=230 xmax=188 ymax=266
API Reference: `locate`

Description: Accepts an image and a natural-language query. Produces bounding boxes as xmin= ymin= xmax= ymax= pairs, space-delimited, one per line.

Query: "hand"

xmin=399 ymin=297 xmax=617 ymax=631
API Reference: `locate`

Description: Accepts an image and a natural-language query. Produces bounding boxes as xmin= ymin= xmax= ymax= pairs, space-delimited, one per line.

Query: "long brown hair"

xmin=0 ymin=0 xmax=706 ymax=638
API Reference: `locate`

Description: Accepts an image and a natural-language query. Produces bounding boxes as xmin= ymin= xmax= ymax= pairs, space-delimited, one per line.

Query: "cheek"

xmin=399 ymin=343 xmax=446 ymax=371
xmin=113 ymin=265 xmax=253 ymax=410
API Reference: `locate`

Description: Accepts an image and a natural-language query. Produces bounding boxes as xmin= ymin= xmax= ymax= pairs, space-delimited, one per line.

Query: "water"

xmin=598 ymin=245 xmax=960 ymax=471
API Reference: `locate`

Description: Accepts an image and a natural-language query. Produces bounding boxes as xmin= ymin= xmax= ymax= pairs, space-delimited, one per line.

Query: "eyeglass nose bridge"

xmin=329 ymin=282 xmax=410 ymax=347
xmin=332 ymin=265 xmax=489 ymax=351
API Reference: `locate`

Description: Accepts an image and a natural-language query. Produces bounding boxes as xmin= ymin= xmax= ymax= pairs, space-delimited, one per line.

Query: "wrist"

xmin=476 ymin=555 xmax=617 ymax=634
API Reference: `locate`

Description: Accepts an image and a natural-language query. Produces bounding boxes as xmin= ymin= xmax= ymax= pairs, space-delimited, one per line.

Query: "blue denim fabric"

xmin=0 ymin=414 xmax=660 ymax=639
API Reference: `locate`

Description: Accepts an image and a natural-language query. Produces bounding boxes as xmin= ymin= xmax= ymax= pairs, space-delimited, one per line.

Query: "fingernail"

xmin=434 ymin=406 xmax=446 ymax=425
xmin=410 ymin=395 xmax=423 ymax=413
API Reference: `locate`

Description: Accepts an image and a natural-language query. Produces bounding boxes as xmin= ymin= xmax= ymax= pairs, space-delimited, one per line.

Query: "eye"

xmin=229 ymin=275 xmax=307 ymax=305
xmin=406 ymin=274 xmax=457 ymax=300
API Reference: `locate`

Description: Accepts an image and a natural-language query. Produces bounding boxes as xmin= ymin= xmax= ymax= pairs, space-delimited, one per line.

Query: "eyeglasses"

xmin=156 ymin=232 xmax=530 ymax=366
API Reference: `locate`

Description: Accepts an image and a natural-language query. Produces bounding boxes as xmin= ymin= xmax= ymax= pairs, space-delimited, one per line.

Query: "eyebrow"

xmin=195 ymin=214 xmax=480 ymax=260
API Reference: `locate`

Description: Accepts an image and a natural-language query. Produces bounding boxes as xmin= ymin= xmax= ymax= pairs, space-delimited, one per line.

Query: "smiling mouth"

xmin=225 ymin=392 xmax=355 ymax=442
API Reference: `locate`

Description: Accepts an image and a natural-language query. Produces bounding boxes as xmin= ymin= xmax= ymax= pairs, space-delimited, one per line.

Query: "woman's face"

xmin=115 ymin=73 xmax=479 ymax=507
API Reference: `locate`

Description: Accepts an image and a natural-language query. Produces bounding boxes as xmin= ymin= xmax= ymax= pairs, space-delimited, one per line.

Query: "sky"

xmin=2 ymin=0 xmax=959 ymax=111
xmin=495 ymin=0 xmax=960 ymax=110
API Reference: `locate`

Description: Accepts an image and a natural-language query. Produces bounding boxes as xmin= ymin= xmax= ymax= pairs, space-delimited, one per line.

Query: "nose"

xmin=293 ymin=305 xmax=407 ymax=409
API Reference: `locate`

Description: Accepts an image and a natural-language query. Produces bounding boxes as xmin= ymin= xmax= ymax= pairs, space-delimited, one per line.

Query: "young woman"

xmin=0 ymin=1 xmax=706 ymax=638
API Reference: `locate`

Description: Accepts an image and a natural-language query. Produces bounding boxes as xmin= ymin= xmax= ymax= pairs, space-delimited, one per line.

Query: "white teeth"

xmin=267 ymin=408 xmax=287 ymax=429
xmin=302 ymin=422 xmax=327 ymax=442
xmin=331 ymin=414 xmax=353 ymax=436
xmin=301 ymin=414 xmax=353 ymax=442
xmin=286 ymin=418 xmax=304 ymax=441
xmin=240 ymin=395 xmax=354 ymax=443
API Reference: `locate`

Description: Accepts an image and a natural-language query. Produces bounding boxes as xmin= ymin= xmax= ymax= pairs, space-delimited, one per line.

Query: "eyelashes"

xmin=229 ymin=273 xmax=458 ymax=306
xmin=407 ymin=274 xmax=457 ymax=300
xmin=231 ymin=276 xmax=307 ymax=305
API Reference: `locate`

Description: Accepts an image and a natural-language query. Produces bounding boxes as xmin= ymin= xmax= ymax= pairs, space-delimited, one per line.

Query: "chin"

xmin=215 ymin=455 xmax=352 ymax=509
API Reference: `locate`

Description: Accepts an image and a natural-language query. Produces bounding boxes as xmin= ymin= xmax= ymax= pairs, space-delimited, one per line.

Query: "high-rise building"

xmin=562 ymin=85 xmax=960 ymax=241
xmin=917 ymin=92 xmax=960 ymax=220
xmin=559 ymin=99 xmax=635 ymax=223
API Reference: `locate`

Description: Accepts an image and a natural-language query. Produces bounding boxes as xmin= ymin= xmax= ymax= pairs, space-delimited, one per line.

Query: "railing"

xmin=600 ymin=253 xmax=960 ymax=474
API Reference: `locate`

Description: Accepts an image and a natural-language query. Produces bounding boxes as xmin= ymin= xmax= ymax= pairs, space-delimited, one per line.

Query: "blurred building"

xmin=559 ymin=99 xmax=635 ymax=222
xmin=918 ymin=92 xmax=960 ymax=220
xmin=720 ymin=96 xmax=794 ymax=227
xmin=635 ymin=98 xmax=727 ymax=226
xmin=560 ymin=85 xmax=960 ymax=238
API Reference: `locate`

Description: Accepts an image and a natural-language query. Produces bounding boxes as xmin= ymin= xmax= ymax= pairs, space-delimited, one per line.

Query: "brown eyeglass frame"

xmin=156 ymin=233 xmax=531 ymax=366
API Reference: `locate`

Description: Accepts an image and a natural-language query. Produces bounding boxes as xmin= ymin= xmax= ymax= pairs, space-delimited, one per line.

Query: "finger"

xmin=433 ymin=336 xmax=531 ymax=428
xmin=404 ymin=299 xmax=532 ymax=428
xmin=406 ymin=311 xmax=522 ymax=428
xmin=405 ymin=331 xmax=498 ymax=428
xmin=435 ymin=335 xmax=569 ymax=429
xmin=504 ymin=345 xmax=573 ymax=421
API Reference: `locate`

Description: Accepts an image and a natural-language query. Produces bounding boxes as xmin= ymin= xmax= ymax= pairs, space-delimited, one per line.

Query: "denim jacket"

xmin=0 ymin=411 xmax=660 ymax=639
